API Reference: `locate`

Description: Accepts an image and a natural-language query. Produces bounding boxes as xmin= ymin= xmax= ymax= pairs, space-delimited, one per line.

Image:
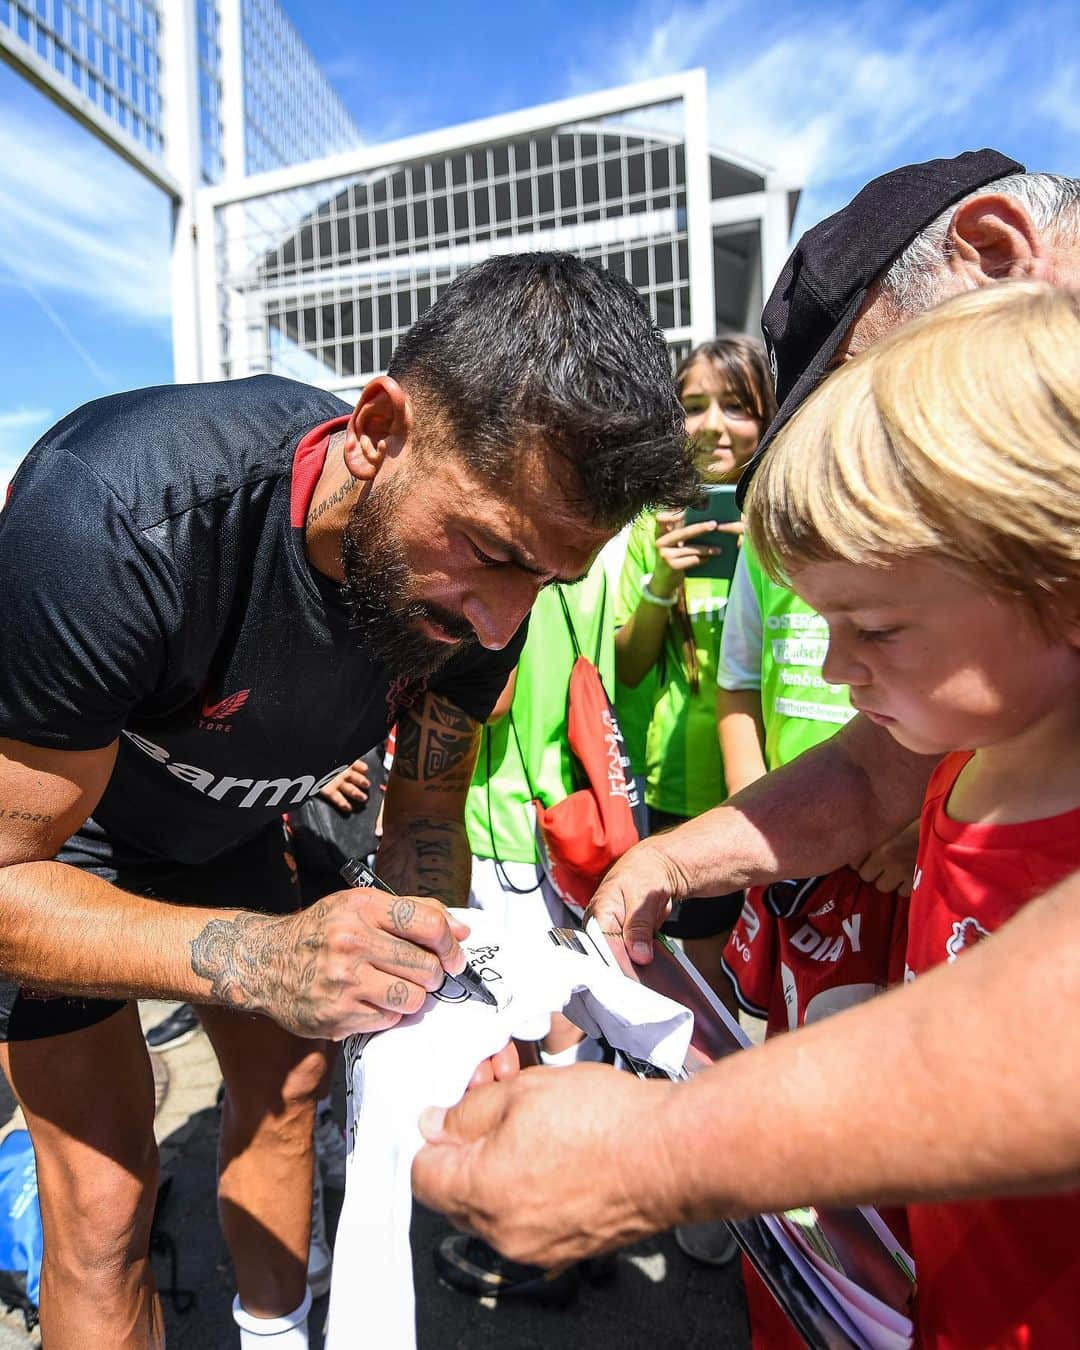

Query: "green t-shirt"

xmin=613 ymin=668 xmax=657 ymax=783
xmin=615 ymin=515 xmax=730 ymax=818
xmin=743 ymin=541 xmax=855 ymax=768
xmin=464 ymin=563 xmax=615 ymax=864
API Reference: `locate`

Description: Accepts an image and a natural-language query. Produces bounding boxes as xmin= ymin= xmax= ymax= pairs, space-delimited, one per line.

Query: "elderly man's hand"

xmin=585 ymin=840 xmax=688 ymax=969
xmin=412 ymin=1063 xmax=681 ymax=1266
xmin=466 ymin=1040 xmax=521 ymax=1088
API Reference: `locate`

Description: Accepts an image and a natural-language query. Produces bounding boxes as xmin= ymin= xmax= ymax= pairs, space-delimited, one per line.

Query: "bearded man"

xmin=0 ymin=252 xmax=695 ymax=1349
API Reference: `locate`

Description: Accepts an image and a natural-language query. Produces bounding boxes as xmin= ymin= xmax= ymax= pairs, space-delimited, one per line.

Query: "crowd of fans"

xmin=4 ymin=145 xmax=1077 ymax=1349
xmin=410 ymin=156 xmax=1080 ymax=1350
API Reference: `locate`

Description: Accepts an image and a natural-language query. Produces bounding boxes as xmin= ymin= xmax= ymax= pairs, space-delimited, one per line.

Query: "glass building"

xmin=0 ymin=0 xmax=358 ymax=182
xmin=0 ymin=0 xmax=165 ymax=161
xmin=0 ymin=0 xmax=362 ymax=375
xmin=239 ymin=0 xmax=357 ymax=176
xmin=196 ymin=70 xmax=798 ymax=398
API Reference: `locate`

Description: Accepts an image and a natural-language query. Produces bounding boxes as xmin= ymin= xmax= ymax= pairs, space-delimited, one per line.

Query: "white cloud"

xmin=1035 ymin=62 xmax=1080 ymax=136
xmin=0 ymin=407 xmax=52 ymax=434
xmin=0 ymin=407 xmax=53 ymax=494
xmin=571 ymin=0 xmax=1074 ymax=227
xmin=0 ymin=106 xmax=173 ymax=327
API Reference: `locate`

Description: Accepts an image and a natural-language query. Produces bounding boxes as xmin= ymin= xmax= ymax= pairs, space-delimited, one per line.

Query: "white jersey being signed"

xmin=325 ymin=909 xmax=691 ymax=1349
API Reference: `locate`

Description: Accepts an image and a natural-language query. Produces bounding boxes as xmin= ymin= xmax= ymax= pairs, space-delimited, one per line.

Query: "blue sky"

xmin=0 ymin=0 xmax=1076 ymax=486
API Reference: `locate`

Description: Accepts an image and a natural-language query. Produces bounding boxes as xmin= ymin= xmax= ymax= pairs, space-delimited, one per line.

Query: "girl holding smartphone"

xmin=614 ymin=336 xmax=776 ymax=989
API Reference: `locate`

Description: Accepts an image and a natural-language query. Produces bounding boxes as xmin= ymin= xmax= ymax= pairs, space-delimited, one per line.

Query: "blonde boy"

xmin=746 ymin=281 xmax=1080 ymax=1348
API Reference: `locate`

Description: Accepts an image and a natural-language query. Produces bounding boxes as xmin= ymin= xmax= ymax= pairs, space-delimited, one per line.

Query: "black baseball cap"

xmin=736 ymin=148 xmax=1024 ymax=503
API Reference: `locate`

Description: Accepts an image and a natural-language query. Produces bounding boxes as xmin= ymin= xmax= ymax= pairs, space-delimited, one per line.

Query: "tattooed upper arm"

xmin=391 ymin=690 xmax=481 ymax=795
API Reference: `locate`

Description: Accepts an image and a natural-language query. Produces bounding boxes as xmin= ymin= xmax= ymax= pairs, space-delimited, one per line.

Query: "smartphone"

xmin=682 ymin=485 xmax=741 ymax=580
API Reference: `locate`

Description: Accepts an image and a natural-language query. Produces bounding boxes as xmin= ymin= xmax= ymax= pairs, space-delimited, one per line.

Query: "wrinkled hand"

xmin=650 ymin=510 xmax=741 ymax=597
xmin=585 ymin=839 xmax=688 ymax=968
xmin=467 ymin=1040 xmax=521 ymax=1089
xmin=413 ymin=1064 xmax=679 ymax=1266
xmin=190 ymin=888 xmax=471 ymax=1040
xmin=319 ymin=757 xmax=372 ymax=813
xmin=856 ymin=819 xmax=921 ymax=897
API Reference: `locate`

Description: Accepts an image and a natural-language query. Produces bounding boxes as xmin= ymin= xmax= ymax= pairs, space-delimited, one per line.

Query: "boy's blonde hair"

xmin=746 ymin=281 xmax=1080 ymax=620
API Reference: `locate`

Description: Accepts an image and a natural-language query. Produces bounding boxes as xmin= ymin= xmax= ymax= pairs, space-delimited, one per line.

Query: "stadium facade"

xmin=195 ymin=69 xmax=799 ymax=400
xmin=0 ymin=12 xmax=797 ymax=391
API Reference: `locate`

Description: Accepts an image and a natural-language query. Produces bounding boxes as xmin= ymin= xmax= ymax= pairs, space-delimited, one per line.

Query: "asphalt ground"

xmin=0 ymin=1002 xmax=753 ymax=1349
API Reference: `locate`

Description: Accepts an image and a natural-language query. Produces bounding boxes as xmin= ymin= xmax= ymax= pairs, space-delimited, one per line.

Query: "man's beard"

xmin=339 ymin=474 xmax=477 ymax=680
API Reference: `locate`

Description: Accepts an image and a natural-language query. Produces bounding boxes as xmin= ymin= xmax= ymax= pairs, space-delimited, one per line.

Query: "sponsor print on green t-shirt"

xmin=464 ymin=563 xmax=615 ymax=865
xmin=615 ymin=514 xmax=730 ymax=819
xmin=743 ymin=540 xmax=855 ymax=768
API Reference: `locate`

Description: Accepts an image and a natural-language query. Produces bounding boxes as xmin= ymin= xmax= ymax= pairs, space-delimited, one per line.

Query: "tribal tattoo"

xmin=392 ymin=691 xmax=480 ymax=792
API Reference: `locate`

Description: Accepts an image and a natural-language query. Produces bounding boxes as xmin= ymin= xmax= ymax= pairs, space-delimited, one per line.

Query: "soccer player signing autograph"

xmin=0 ymin=254 xmax=696 ymax=1349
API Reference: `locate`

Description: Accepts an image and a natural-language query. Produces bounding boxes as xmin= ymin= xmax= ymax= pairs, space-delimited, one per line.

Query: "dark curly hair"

xmin=388 ymin=252 xmax=699 ymax=527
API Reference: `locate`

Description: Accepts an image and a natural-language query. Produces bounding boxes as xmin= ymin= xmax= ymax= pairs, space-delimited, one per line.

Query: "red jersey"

xmin=723 ymin=868 xmax=909 ymax=1036
xmin=905 ymin=751 xmax=1080 ymax=1348
xmin=723 ymin=872 xmax=910 ymax=1348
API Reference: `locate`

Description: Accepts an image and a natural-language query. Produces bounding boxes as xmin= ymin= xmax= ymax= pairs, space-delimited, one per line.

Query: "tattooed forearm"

xmin=376 ymin=815 xmax=472 ymax=904
xmin=189 ymin=902 xmax=327 ymax=1033
xmin=392 ymin=691 xmax=480 ymax=791
xmin=379 ymin=692 xmax=478 ymax=902
xmin=415 ymin=822 xmax=463 ymax=891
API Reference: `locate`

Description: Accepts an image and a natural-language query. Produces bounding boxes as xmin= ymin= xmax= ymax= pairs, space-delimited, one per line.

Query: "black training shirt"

xmin=0 ymin=376 xmax=524 ymax=865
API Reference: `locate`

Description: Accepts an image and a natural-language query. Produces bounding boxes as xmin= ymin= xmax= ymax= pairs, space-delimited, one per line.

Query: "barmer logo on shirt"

xmin=122 ymin=730 xmax=348 ymax=810
xmin=197 ymin=688 xmax=251 ymax=733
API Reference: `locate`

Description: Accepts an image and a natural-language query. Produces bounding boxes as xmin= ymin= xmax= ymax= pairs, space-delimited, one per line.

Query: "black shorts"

xmin=0 ymin=818 xmax=302 ymax=1043
xmin=648 ymin=808 xmax=744 ymax=939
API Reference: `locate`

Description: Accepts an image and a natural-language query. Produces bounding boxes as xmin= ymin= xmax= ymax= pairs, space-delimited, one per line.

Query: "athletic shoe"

xmin=674 ymin=1220 xmax=739 ymax=1267
xmin=434 ymin=1234 xmax=615 ymax=1306
xmin=314 ymin=1102 xmax=347 ymax=1191
xmin=308 ymin=1165 xmax=332 ymax=1298
xmin=145 ymin=1003 xmax=200 ymax=1051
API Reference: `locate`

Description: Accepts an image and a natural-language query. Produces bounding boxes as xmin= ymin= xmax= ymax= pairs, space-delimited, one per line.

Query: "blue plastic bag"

xmin=0 ymin=1129 xmax=42 ymax=1312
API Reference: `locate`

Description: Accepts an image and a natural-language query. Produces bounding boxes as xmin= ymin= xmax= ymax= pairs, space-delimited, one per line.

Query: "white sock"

xmin=540 ymin=1036 xmax=605 ymax=1067
xmin=233 ymin=1288 xmax=311 ymax=1347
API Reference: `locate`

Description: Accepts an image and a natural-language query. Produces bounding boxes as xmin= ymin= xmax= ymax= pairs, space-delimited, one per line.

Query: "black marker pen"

xmin=339 ymin=857 xmax=497 ymax=1008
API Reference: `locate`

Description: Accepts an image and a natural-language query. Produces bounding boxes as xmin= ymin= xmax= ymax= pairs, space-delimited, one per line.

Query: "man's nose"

xmin=462 ymin=581 xmax=536 ymax=651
